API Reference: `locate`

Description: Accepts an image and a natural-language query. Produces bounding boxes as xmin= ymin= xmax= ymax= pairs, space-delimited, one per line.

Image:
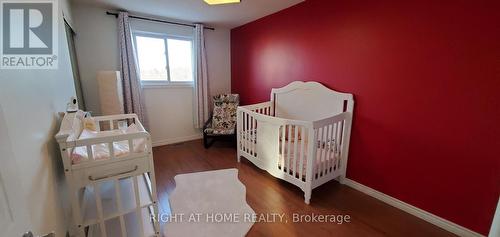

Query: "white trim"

xmin=342 ymin=178 xmax=484 ymax=237
xmin=152 ymin=134 xmax=202 ymax=147
xmin=142 ymin=81 xmax=194 ymax=89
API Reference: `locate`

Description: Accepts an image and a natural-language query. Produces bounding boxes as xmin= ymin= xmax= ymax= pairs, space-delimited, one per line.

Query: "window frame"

xmin=132 ymin=31 xmax=195 ymax=88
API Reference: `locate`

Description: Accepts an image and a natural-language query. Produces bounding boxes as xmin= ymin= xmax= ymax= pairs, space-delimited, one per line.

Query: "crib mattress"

xmin=71 ymin=124 xmax=146 ymax=164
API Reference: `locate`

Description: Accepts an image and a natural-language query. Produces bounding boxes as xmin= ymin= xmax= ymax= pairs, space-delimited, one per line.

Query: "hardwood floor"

xmin=153 ymin=139 xmax=455 ymax=237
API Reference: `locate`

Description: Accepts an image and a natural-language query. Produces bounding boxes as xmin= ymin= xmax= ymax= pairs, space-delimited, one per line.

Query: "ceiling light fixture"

xmin=204 ymin=0 xmax=241 ymax=5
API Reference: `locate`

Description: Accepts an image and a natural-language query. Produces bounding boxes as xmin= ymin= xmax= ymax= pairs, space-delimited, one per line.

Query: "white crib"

xmin=237 ymin=81 xmax=354 ymax=204
xmin=56 ymin=111 xmax=159 ymax=237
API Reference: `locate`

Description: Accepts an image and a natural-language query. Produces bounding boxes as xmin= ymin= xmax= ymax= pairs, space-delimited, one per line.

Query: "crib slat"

xmin=324 ymin=124 xmax=332 ymax=175
xmin=318 ymin=127 xmax=323 ymax=177
xmin=251 ymin=114 xmax=255 ymax=155
xmin=238 ymin=112 xmax=242 ymax=151
xmin=314 ymin=128 xmax=320 ymax=179
xmin=247 ymin=113 xmax=251 ymax=155
xmin=243 ymin=112 xmax=247 ymax=153
xmin=242 ymin=112 xmax=245 ymax=152
xmin=94 ymin=183 xmax=107 ymax=237
xmin=293 ymin=125 xmax=299 ymax=177
xmin=287 ymin=125 xmax=292 ymax=174
xmin=313 ymin=128 xmax=320 ymax=180
xmin=133 ymin=175 xmax=146 ymax=237
xmin=312 ymin=128 xmax=323 ymax=177
xmin=87 ymin=145 xmax=94 ymax=161
xmin=321 ymin=126 xmax=328 ymax=176
xmin=249 ymin=114 xmax=252 ymax=155
xmin=253 ymin=115 xmax=257 ymax=156
xmin=299 ymin=127 xmax=306 ymax=180
xmin=246 ymin=112 xmax=249 ymax=154
xmin=279 ymin=126 xmax=285 ymax=171
xmin=108 ymin=142 xmax=115 ymax=160
xmin=114 ymin=180 xmax=128 ymax=237
xmin=332 ymin=122 xmax=337 ymax=170
xmin=329 ymin=124 xmax=335 ymax=173
xmin=109 ymin=120 xmax=114 ymax=130
xmin=128 ymin=140 xmax=134 ymax=157
xmin=331 ymin=122 xmax=338 ymax=172
xmin=254 ymin=116 xmax=257 ymax=157
xmin=336 ymin=121 xmax=342 ymax=170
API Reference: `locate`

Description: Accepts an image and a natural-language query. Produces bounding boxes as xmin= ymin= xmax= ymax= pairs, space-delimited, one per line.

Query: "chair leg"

xmin=204 ymin=134 xmax=210 ymax=149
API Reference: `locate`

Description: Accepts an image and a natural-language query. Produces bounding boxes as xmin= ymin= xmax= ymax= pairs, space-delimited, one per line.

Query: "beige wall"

xmin=0 ymin=0 xmax=76 ymax=235
xmin=71 ymin=3 xmax=231 ymax=145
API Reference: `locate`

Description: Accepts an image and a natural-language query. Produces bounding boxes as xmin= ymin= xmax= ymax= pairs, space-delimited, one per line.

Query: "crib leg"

xmin=338 ymin=174 xmax=347 ymax=185
xmin=304 ymin=190 xmax=311 ymax=204
xmin=237 ymin=151 xmax=241 ymax=163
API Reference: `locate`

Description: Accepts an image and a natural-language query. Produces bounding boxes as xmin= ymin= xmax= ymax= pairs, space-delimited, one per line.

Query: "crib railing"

xmin=311 ymin=112 xmax=352 ymax=187
xmin=237 ymin=101 xmax=273 ymax=158
xmin=57 ymin=113 xmax=151 ymax=171
xmin=243 ymin=101 xmax=274 ymax=116
xmin=237 ymin=104 xmax=353 ymax=194
xmin=278 ymin=123 xmax=310 ymax=181
xmin=94 ymin=114 xmax=147 ymax=132
xmin=238 ymin=102 xmax=313 ymax=182
xmin=72 ymin=132 xmax=151 ymax=167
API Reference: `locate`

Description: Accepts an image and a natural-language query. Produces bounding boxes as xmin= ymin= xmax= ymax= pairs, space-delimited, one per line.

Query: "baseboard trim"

xmin=152 ymin=134 xmax=202 ymax=147
xmin=342 ymin=178 xmax=484 ymax=237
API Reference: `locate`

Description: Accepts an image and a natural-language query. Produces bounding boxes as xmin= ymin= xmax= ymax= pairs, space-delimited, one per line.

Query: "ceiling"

xmin=71 ymin=0 xmax=304 ymax=28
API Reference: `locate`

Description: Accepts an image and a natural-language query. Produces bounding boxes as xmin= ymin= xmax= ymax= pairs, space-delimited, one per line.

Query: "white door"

xmin=0 ymin=105 xmax=31 ymax=237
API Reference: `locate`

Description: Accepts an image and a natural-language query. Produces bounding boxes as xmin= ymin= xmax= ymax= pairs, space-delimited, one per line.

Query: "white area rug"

xmin=165 ymin=169 xmax=255 ymax=237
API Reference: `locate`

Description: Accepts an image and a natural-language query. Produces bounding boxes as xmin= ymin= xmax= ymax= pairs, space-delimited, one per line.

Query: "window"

xmin=134 ymin=33 xmax=194 ymax=85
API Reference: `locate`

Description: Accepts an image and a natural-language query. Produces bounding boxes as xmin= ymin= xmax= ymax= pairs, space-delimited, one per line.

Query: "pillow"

xmin=82 ymin=117 xmax=97 ymax=131
xmin=212 ymin=100 xmax=238 ymax=131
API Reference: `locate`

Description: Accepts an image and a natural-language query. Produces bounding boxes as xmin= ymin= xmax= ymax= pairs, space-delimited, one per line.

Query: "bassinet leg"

xmin=304 ymin=190 xmax=311 ymax=204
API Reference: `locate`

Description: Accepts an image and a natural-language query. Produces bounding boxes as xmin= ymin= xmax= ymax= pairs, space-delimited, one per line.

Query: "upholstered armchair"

xmin=203 ymin=94 xmax=240 ymax=148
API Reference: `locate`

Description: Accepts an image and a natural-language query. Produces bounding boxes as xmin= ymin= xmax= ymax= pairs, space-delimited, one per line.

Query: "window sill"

xmin=141 ymin=82 xmax=194 ymax=89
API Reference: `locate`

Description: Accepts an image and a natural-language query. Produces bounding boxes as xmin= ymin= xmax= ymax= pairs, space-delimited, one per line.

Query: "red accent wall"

xmin=231 ymin=0 xmax=500 ymax=234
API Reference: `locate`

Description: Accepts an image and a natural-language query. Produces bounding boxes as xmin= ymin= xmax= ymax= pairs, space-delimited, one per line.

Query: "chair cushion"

xmin=204 ymin=127 xmax=235 ymax=135
xmin=211 ymin=94 xmax=239 ymax=134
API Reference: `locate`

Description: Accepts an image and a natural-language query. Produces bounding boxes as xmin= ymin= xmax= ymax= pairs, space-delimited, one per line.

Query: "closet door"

xmin=64 ymin=19 xmax=86 ymax=110
xmin=0 ymin=105 xmax=32 ymax=236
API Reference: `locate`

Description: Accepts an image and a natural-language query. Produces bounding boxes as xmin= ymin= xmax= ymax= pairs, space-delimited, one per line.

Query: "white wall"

xmin=0 ymin=0 xmax=76 ymax=235
xmin=71 ymin=3 xmax=231 ymax=145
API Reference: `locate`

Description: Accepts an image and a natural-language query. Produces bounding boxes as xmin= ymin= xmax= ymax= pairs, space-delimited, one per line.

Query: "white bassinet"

xmin=237 ymin=81 xmax=354 ymax=204
xmin=56 ymin=111 xmax=159 ymax=237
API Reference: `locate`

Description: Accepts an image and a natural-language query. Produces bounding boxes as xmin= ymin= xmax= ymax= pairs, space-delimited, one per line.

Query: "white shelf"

xmin=81 ymin=174 xmax=154 ymax=226
xmin=87 ymin=207 xmax=157 ymax=237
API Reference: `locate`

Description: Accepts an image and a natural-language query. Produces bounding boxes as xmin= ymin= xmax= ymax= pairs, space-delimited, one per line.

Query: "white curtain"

xmin=194 ymin=24 xmax=210 ymax=128
xmin=118 ymin=12 xmax=148 ymax=129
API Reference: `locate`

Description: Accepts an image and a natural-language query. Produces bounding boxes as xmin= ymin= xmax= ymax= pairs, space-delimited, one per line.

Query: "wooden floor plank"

xmin=153 ymin=139 xmax=455 ymax=237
